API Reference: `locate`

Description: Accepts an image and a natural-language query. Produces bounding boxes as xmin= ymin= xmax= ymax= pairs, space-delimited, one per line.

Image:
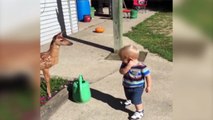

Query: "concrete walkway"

xmin=41 ymin=9 xmax=173 ymax=120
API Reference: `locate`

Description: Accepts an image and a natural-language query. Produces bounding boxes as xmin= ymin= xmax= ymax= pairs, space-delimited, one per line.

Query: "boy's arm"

xmin=145 ymin=74 xmax=152 ymax=93
xmin=119 ymin=64 xmax=132 ymax=75
xmin=119 ymin=60 xmax=137 ymax=74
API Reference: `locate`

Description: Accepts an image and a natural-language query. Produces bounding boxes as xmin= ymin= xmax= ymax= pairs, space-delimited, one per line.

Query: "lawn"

xmin=175 ymin=0 xmax=213 ymax=40
xmin=0 ymin=90 xmax=36 ymax=120
xmin=124 ymin=12 xmax=173 ymax=61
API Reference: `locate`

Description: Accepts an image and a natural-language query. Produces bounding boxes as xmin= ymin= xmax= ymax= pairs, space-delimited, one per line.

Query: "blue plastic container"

xmin=76 ymin=0 xmax=91 ymax=21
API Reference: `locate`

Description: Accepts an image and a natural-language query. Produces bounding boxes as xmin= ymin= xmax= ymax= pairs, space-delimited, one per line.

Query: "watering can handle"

xmin=78 ymin=74 xmax=83 ymax=92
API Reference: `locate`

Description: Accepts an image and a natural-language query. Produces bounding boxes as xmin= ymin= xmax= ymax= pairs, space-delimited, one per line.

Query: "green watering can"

xmin=72 ymin=75 xmax=91 ymax=103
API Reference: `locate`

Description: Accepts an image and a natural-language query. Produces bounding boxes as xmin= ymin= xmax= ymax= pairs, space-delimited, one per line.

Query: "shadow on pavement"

xmin=90 ymin=88 xmax=133 ymax=118
xmin=65 ymin=36 xmax=114 ymax=53
xmin=67 ymin=84 xmax=133 ymax=119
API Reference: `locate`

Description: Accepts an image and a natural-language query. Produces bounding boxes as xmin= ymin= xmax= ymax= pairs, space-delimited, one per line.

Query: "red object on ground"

xmin=123 ymin=9 xmax=131 ymax=13
xmin=84 ymin=15 xmax=91 ymax=22
xmin=123 ymin=9 xmax=131 ymax=18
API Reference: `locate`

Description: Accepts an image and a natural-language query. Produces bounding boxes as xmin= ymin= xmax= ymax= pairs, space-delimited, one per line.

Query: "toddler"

xmin=119 ymin=45 xmax=152 ymax=120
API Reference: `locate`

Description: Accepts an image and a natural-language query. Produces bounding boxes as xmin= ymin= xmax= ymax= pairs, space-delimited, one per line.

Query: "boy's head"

xmin=118 ymin=45 xmax=140 ymax=63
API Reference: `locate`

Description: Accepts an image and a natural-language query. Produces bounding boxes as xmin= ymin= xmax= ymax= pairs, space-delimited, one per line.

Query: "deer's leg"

xmin=43 ymin=69 xmax=52 ymax=98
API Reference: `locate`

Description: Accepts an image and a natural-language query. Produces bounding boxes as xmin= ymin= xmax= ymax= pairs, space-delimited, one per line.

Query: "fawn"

xmin=40 ymin=33 xmax=73 ymax=98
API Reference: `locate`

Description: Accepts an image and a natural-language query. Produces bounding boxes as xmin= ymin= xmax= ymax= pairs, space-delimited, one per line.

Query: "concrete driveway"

xmin=41 ymin=9 xmax=173 ymax=120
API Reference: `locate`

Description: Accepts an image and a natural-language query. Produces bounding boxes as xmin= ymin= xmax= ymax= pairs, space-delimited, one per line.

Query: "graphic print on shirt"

xmin=120 ymin=62 xmax=150 ymax=88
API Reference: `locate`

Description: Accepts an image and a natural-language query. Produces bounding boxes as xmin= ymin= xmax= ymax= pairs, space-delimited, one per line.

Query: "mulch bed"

xmin=40 ymin=77 xmax=72 ymax=106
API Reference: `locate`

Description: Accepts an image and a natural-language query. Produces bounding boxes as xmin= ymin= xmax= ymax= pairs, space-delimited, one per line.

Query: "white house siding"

xmin=68 ymin=0 xmax=79 ymax=33
xmin=40 ymin=0 xmax=78 ymax=45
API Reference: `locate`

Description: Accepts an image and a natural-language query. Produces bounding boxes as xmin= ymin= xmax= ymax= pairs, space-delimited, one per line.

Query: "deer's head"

xmin=51 ymin=33 xmax=73 ymax=46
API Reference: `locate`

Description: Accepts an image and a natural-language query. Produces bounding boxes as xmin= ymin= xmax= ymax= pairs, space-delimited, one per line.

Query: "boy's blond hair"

xmin=118 ymin=45 xmax=140 ymax=60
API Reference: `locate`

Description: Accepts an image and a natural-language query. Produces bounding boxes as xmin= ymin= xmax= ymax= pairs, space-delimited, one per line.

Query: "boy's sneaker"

xmin=131 ymin=111 xmax=144 ymax=120
xmin=124 ymin=100 xmax=132 ymax=106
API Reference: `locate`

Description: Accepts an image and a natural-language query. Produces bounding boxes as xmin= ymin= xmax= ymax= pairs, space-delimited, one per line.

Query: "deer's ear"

xmin=59 ymin=33 xmax=63 ymax=36
xmin=56 ymin=32 xmax=63 ymax=38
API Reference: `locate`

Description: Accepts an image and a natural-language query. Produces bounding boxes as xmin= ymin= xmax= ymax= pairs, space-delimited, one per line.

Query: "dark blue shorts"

xmin=124 ymin=86 xmax=144 ymax=105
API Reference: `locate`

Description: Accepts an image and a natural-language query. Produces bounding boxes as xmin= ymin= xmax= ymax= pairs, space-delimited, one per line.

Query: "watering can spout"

xmin=72 ymin=74 xmax=91 ymax=103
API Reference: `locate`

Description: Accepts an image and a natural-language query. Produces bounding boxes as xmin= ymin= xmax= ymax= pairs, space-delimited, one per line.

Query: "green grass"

xmin=40 ymin=76 xmax=67 ymax=97
xmin=0 ymin=90 xmax=35 ymax=120
xmin=175 ymin=0 xmax=213 ymax=40
xmin=124 ymin=12 xmax=173 ymax=61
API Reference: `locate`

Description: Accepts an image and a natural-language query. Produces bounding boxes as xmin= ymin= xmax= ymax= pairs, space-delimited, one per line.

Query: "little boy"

xmin=119 ymin=45 xmax=152 ymax=120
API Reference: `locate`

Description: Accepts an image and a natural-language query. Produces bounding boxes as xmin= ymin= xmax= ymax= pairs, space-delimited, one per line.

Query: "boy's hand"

xmin=128 ymin=59 xmax=138 ymax=67
xmin=145 ymin=87 xmax=151 ymax=93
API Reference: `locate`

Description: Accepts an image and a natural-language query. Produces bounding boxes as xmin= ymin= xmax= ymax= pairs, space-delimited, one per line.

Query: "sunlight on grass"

xmin=175 ymin=0 xmax=213 ymax=39
xmin=124 ymin=12 xmax=173 ymax=61
xmin=40 ymin=77 xmax=67 ymax=97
